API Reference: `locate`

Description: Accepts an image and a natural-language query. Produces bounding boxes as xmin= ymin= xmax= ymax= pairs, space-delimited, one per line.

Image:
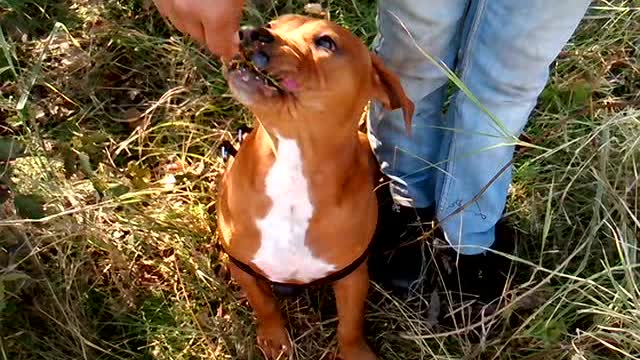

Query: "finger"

xmin=152 ymin=0 xmax=170 ymax=17
xmin=204 ymin=12 xmax=241 ymax=59
xmin=164 ymin=3 xmax=204 ymax=44
xmin=153 ymin=0 xmax=177 ymax=30
xmin=182 ymin=20 xmax=206 ymax=44
xmin=208 ymin=27 xmax=240 ymax=61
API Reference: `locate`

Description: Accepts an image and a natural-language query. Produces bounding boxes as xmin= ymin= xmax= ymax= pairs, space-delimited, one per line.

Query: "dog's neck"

xmin=257 ymin=121 xmax=280 ymax=155
xmin=254 ymin=111 xmax=364 ymax=187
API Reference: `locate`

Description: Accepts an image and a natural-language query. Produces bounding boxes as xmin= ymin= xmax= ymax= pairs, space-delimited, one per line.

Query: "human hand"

xmin=153 ymin=0 xmax=244 ymax=60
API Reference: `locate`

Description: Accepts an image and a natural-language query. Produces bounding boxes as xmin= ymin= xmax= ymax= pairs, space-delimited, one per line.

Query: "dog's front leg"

xmin=333 ymin=262 xmax=376 ymax=360
xmin=228 ymin=261 xmax=291 ymax=359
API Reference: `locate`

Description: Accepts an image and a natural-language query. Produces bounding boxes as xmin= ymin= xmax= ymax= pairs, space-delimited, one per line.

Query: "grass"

xmin=1 ymin=0 xmax=639 ymax=359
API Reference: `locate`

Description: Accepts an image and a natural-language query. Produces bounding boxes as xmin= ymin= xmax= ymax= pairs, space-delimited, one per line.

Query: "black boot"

xmin=368 ymin=183 xmax=436 ymax=298
xmin=435 ymin=220 xmax=516 ymax=304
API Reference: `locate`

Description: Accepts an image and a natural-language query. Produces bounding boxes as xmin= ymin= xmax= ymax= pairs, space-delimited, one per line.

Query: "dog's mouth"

xmin=226 ymin=56 xmax=284 ymax=95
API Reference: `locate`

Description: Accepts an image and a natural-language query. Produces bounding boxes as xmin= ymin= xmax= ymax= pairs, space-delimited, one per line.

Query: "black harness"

xmin=217 ymin=126 xmax=371 ymax=291
xmin=218 ymin=125 xmax=253 ymax=161
xmin=222 ymin=245 xmax=371 ymax=290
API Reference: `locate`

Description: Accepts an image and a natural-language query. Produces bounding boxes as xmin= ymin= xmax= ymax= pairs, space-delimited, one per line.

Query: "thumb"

xmin=206 ymin=24 xmax=240 ymax=61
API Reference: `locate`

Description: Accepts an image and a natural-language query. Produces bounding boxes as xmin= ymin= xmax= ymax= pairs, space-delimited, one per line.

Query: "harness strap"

xmin=222 ymin=245 xmax=371 ymax=288
xmin=218 ymin=125 xmax=254 ymax=162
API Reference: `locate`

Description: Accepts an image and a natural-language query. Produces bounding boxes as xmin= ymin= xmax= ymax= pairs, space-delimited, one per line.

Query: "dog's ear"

xmin=370 ymin=52 xmax=414 ymax=136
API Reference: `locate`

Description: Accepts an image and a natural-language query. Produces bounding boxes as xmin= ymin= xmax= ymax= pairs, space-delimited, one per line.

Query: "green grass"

xmin=1 ymin=0 xmax=639 ymax=359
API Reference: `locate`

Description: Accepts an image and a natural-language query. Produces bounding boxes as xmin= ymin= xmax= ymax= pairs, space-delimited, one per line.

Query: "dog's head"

xmin=225 ymin=15 xmax=413 ymax=135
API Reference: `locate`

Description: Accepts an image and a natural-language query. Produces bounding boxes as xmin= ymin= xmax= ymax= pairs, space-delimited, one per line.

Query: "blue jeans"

xmin=368 ymin=0 xmax=591 ymax=255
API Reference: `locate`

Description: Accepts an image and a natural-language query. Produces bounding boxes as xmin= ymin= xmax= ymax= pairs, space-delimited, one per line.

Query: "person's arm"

xmin=153 ymin=0 xmax=244 ymax=60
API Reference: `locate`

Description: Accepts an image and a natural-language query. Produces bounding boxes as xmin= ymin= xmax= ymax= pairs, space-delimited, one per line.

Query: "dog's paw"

xmin=257 ymin=324 xmax=291 ymax=359
xmin=338 ymin=342 xmax=376 ymax=360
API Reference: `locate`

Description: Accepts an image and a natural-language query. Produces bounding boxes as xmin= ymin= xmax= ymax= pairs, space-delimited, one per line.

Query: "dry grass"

xmin=1 ymin=0 xmax=639 ymax=359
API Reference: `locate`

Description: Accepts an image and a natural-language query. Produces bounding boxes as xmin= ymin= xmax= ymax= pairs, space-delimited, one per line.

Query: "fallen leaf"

xmin=0 ymin=137 xmax=25 ymax=161
xmin=304 ymin=3 xmax=326 ymax=16
xmin=14 ymin=193 xmax=45 ymax=219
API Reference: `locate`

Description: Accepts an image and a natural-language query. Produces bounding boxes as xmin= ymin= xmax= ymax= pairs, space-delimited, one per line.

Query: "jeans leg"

xmin=368 ymin=0 xmax=470 ymax=208
xmin=436 ymin=0 xmax=592 ymax=255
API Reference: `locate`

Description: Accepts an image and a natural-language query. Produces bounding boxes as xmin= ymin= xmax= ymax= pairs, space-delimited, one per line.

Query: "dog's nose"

xmin=239 ymin=26 xmax=275 ymax=45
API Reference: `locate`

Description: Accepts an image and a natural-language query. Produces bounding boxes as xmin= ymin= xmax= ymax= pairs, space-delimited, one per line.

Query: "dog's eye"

xmin=315 ymin=35 xmax=337 ymax=52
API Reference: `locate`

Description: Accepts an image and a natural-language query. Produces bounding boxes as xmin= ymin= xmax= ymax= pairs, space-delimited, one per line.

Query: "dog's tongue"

xmin=281 ymin=78 xmax=299 ymax=92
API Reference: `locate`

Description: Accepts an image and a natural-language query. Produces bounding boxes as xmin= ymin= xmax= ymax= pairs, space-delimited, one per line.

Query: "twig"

xmin=399 ymin=157 xmax=516 ymax=250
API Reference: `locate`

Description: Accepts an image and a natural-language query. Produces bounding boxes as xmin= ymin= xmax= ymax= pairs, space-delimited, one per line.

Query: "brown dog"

xmin=217 ymin=14 xmax=413 ymax=359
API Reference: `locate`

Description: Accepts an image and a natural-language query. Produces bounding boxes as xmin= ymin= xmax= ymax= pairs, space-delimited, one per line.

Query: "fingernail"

xmin=233 ymin=31 xmax=240 ymax=44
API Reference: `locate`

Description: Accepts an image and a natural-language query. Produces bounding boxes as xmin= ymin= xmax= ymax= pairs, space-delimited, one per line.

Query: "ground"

xmin=1 ymin=0 xmax=639 ymax=359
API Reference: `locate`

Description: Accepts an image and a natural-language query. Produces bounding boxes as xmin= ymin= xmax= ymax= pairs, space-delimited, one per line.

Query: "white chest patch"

xmin=252 ymin=135 xmax=337 ymax=283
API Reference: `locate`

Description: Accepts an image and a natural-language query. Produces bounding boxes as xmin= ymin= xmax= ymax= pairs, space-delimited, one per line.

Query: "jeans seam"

xmin=437 ymin=0 xmax=487 ymax=216
xmin=372 ymin=11 xmax=383 ymax=54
